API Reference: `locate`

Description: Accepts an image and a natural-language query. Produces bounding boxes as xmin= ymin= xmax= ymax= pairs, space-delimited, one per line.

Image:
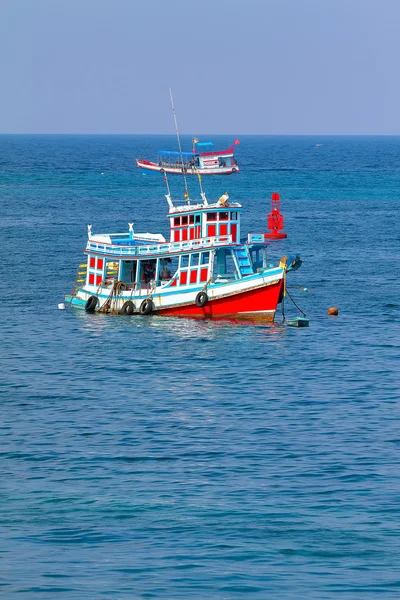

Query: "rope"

xmin=285 ymin=286 xmax=307 ymax=317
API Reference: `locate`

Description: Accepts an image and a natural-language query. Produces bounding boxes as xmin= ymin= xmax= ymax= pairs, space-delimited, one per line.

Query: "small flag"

xmin=184 ymin=191 xmax=189 ymax=198
xmin=234 ymin=139 xmax=240 ymax=145
xmin=193 ymin=137 xmax=199 ymax=144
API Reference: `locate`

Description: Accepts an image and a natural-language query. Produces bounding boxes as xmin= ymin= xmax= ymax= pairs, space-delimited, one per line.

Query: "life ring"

xmin=140 ymin=299 xmax=154 ymax=315
xmin=85 ymin=295 xmax=98 ymax=312
xmin=195 ymin=291 xmax=208 ymax=308
xmin=120 ymin=300 xmax=135 ymax=315
xmin=160 ymin=168 xmax=165 ymax=173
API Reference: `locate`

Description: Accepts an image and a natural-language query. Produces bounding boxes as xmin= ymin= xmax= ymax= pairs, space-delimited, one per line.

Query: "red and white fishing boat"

xmin=136 ymin=139 xmax=240 ymax=176
xmin=65 ymin=183 xmax=301 ymax=320
xmin=136 ymin=89 xmax=240 ymax=176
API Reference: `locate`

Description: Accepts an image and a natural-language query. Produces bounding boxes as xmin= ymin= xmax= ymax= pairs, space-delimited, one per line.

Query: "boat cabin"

xmin=83 ymin=195 xmax=271 ymax=297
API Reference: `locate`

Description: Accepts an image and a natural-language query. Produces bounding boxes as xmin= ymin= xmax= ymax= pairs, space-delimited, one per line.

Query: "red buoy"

xmin=265 ymin=192 xmax=287 ymax=239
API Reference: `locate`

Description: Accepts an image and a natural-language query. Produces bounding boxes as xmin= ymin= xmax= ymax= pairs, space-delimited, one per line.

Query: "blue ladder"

xmin=235 ymin=247 xmax=253 ymax=276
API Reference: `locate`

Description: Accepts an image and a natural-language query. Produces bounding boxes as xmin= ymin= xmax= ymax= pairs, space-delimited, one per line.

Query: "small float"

xmin=65 ymin=179 xmax=302 ymax=321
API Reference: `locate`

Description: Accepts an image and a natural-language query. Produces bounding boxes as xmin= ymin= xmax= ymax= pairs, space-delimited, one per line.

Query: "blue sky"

xmin=1 ymin=0 xmax=399 ymax=134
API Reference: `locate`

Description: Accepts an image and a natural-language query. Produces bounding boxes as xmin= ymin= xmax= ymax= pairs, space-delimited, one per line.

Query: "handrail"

xmin=86 ymin=235 xmax=233 ymax=257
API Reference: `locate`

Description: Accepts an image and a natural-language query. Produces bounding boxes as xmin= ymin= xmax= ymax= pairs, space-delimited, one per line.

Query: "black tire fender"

xmin=195 ymin=292 xmax=208 ymax=308
xmin=120 ymin=300 xmax=135 ymax=315
xmin=140 ymin=299 xmax=154 ymax=315
xmin=85 ymin=295 xmax=98 ymax=312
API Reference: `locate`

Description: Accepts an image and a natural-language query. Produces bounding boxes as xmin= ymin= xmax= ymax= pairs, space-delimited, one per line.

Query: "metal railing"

xmin=86 ymin=235 xmax=233 ymax=257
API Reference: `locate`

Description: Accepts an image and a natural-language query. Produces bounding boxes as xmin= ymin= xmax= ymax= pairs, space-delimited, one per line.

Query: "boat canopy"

xmin=158 ymin=150 xmax=194 ymax=157
xmin=195 ymin=142 xmax=213 ymax=148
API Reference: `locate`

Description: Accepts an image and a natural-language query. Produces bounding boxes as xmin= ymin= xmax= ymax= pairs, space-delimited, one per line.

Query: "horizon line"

xmin=2 ymin=132 xmax=400 ymax=137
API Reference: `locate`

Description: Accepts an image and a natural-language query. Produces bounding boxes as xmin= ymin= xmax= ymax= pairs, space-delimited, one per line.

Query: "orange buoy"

xmin=327 ymin=307 xmax=339 ymax=315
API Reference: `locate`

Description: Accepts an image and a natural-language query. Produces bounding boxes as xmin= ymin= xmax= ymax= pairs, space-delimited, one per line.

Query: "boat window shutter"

xmin=220 ymin=224 xmax=227 ymax=236
xmin=181 ymin=229 xmax=188 ymax=241
xmin=208 ymin=224 xmax=216 ymax=237
xmin=231 ymin=223 xmax=237 ymax=242
xmin=200 ymin=268 xmax=208 ymax=282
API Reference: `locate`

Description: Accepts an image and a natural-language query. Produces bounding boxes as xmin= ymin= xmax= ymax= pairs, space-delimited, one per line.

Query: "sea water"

xmin=0 ymin=135 xmax=399 ymax=598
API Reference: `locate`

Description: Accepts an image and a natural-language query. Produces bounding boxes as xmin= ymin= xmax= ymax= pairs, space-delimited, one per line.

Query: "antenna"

xmin=163 ymin=171 xmax=174 ymax=210
xmin=169 ymin=87 xmax=190 ymax=204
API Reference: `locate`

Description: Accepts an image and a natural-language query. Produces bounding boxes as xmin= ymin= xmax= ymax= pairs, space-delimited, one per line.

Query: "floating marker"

xmin=58 ymin=303 xmax=66 ymax=310
xmin=265 ymin=192 xmax=287 ymax=240
xmin=328 ymin=307 xmax=339 ymax=315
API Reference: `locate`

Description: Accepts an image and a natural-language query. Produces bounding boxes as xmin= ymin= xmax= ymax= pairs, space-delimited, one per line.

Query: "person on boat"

xmin=160 ymin=259 xmax=172 ymax=280
xmin=142 ymin=263 xmax=155 ymax=283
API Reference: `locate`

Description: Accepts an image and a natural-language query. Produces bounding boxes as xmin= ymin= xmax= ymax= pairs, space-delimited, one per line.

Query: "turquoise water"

xmin=1 ymin=135 xmax=399 ymax=598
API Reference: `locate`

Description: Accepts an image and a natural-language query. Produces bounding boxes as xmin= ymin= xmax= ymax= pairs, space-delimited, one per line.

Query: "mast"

xmin=169 ymin=87 xmax=190 ymax=204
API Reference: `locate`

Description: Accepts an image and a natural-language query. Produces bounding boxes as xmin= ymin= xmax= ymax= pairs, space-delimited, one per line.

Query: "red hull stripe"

xmin=158 ymin=280 xmax=283 ymax=319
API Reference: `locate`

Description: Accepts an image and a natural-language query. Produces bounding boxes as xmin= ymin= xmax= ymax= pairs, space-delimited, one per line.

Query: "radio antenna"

xmin=169 ymin=87 xmax=190 ymax=204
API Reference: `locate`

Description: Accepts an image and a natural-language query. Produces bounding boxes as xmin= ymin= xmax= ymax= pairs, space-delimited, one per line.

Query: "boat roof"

xmin=158 ymin=150 xmax=194 ymax=157
xmin=195 ymin=142 xmax=213 ymax=147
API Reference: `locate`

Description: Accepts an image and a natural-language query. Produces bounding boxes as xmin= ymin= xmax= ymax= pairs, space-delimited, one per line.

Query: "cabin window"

xmin=190 ymin=253 xmax=199 ymax=266
xmin=105 ymin=260 xmax=119 ymax=279
xmin=140 ymin=259 xmax=157 ymax=284
xmin=201 ymin=252 xmax=210 ymax=265
xmin=180 ymin=255 xmax=189 ymax=268
xmin=219 ymin=212 xmax=228 ymax=221
xmin=174 ymin=216 xmax=181 ymax=226
xmin=213 ymin=249 xmax=238 ymax=280
xmin=189 ymin=215 xmax=194 ymax=224
xmin=160 ymin=258 xmax=172 ymax=281
xmin=89 ymin=257 xmax=96 ymax=268
xmin=230 ymin=212 xmax=238 ymax=221
xmin=161 ymin=256 xmax=179 ymax=286
xmin=119 ymin=260 xmax=137 ymax=285
xmin=207 ymin=212 xmax=217 ymax=221
xmin=195 ymin=214 xmax=201 ymax=223
xmin=182 ymin=216 xmax=188 ymax=225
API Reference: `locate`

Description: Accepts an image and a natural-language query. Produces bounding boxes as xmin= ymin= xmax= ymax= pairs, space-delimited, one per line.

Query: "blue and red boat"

xmin=136 ymin=139 xmax=240 ymax=176
xmin=65 ymin=186 xmax=301 ymax=320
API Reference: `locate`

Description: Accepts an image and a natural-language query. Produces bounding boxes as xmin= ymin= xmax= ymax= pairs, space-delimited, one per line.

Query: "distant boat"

xmin=137 ymin=89 xmax=240 ymax=176
xmin=315 ymin=144 xmax=323 ymax=147
xmin=136 ymin=139 xmax=240 ymax=176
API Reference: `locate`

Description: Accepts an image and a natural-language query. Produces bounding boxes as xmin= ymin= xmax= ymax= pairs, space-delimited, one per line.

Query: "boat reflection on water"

xmin=74 ymin=308 xmax=287 ymax=341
